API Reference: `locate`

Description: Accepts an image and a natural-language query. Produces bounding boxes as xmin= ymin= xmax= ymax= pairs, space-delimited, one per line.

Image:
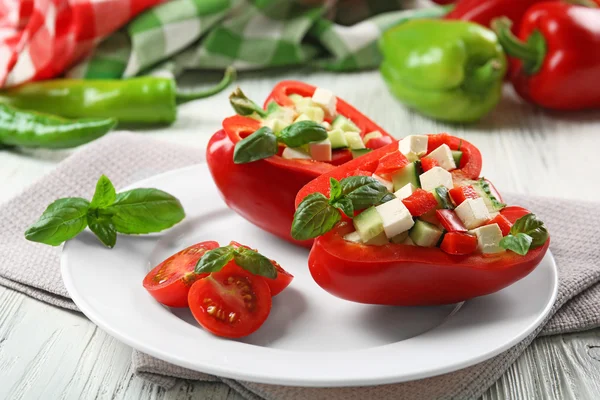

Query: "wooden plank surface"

xmin=1 ymin=70 xmax=599 ymax=399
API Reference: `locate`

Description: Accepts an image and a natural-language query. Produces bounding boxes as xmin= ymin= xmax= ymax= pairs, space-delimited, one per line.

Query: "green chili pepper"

xmin=0 ymin=67 xmax=236 ymax=125
xmin=0 ymin=104 xmax=116 ymax=149
xmin=379 ymin=20 xmax=507 ymax=123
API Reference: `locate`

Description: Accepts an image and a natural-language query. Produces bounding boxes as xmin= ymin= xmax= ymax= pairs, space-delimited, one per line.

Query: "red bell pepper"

xmin=206 ymin=81 xmax=395 ymax=247
xmin=445 ymin=0 xmax=549 ymax=31
xmin=402 ymin=189 xmax=438 ymax=217
xmin=440 ymin=232 xmax=478 ymax=255
xmin=449 ymin=185 xmax=479 ymax=205
xmin=421 ymin=157 xmax=439 ymax=172
xmin=486 ymin=213 xmax=512 ymax=236
xmin=436 ymin=209 xmax=467 ymax=232
xmin=295 ymin=138 xmax=549 ymax=306
xmin=374 ymin=151 xmax=409 ymax=178
xmin=493 ymin=4 xmax=600 ymax=110
xmin=426 ymin=133 xmax=482 ymax=180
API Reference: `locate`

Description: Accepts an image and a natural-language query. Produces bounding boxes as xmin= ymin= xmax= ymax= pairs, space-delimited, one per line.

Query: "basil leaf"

xmin=278 ymin=121 xmax=328 ymax=147
xmin=380 ymin=193 xmax=396 ymax=204
xmin=229 ymin=87 xmax=266 ymax=117
xmin=25 ymin=198 xmax=90 ymax=246
xmin=233 ymin=247 xmax=277 ymax=279
xmin=107 ymin=189 xmax=185 ymax=234
xmin=331 ymin=197 xmax=354 ymax=218
xmin=196 ymin=246 xmax=235 ymax=274
xmin=510 ymin=213 xmax=549 ymax=248
xmin=500 ymin=233 xmax=533 ymax=256
xmin=340 ymin=176 xmax=390 ymax=210
xmin=329 ymin=177 xmax=342 ymax=202
xmin=90 ymin=175 xmax=116 ymax=209
xmin=233 ymin=127 xmax=278 ymax=164
xmin=291 ymin=193 xmax=341 ymax=240
xmin=87 ymin=213 xmax=117 ymax=248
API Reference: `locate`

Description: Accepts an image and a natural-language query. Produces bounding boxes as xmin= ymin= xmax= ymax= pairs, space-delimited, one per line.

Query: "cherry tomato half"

xmin=188 ymin=262 xmax=272 ymax=338
xmin=143 ymin=241 xmax=219 ymax=308
xmin=229 ymin=241 xmax=294 ymax=296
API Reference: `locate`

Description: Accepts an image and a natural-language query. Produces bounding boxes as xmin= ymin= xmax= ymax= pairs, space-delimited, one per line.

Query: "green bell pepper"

xmin=0 ymin=67 xmax=235 ymax=125
xmin=379 ymin=20 xmax=507 ymax=123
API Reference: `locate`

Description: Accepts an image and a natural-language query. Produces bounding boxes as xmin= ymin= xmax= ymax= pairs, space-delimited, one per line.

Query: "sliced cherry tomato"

xmin=188 ymin=262 xmax=272 ymax=338
xmin=402 ymin=189 xmax=438 ymax=216
xmin=374 ymin=151 xmax=409 ymax=178
xmin=421 ymin=157 xmax=439 ymax=172
xmin=436 ymin=209 xmax=467 ymax=232
xmin=449 ymin=185 xmax=479 ymax=205
xmin=486 ymin=214 xmax=512 ymax=236
xmin=229 ymin=241 xmax=294 ymax=296
xmin=365 ymin=135 xmax=394 ymax=150
xmin=143 ymin=241 xmax=219 ymax=308
xmin=440 ymin=232 xmax=478 ymax=255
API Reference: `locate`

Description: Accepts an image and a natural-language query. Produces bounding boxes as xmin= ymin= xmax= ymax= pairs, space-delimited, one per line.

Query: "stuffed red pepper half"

xmin=207 ymin=81 xmax=395 ymax=247
xmin=291 ymin=133 xmax=550 ymax=306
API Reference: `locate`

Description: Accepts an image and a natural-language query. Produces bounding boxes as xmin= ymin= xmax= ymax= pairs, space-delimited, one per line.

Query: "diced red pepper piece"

xmin=486 ymin=214 xmax=512 ymax=236
xmin=374 ymin=151 xmax=410 ymax=178
xmin=440 ymin=232 xmax=478 ymax=255
xmin=436 ymin=209 xmax=468 ymax=232
xmin=365 ymin=135 xmax=394 ymax=150
xmin=402 ymin=189 xmax=438 ymax=216
xmin=351 ymin=169 xmax=373 ymax=177
xmin=449 ymin=185 xmax=479 ymax=206
xmin=421 ymin=157 xmax=439 ymax=172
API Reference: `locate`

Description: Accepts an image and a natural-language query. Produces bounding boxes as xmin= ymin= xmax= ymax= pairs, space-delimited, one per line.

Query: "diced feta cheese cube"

xmin=309 ymin=139 xmax=332 ymax=162
xmin=470 ymin=223 xmax=505 ymax=254
xmin=322 ymin=121 xmax=331 ymax=130
xmin=375 ymin=198 xmax=415 ymax=239
xmin=294 ymin=114 xmax=312 ymax=123
xmin=311 ymin=87 xmax=337 ymax=118
xmin=419 ymin=166 xmax=453 ymax=191
xmin=345 ymin=131 xmax=365 ymax=150
xmin=399 ymin=135 xmax=428 ymax=161
xmin=455 ymin=198 xmax=490 ymax=230
xmin=393 ymin=183 xmax=416 ymax=200
xmin=282 ymin=147 xmax=311 ymax=160
xmin=303 ymin=106 xmax=325 ymax=123
xmin=372 ymin=174 xmax=394 ymax=192
xmin=343 ymin=231 xmax=362 ymax=243
xmin=427 ymin=144 xmax=456 ymax=171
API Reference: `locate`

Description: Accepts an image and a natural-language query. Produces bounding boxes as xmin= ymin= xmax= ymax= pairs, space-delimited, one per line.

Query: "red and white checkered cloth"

xmin=0 ymin=0 xmax=164 ymax=87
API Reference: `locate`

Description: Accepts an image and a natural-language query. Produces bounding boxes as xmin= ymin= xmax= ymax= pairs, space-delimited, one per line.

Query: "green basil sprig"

xmin=24 ymin=175 xmax=185 ymax=248
xmin=291 ymin=176 xmax=392 ymax=241
xmin=195 ymin=245 xmax=276 ymax=279
xmin=500 ymin=213 xmax=548 ymax=255
xmin=229 ymin=87 xmax=267 ymax=117
xmin=233 ymin=121 xmax=328 ymax=164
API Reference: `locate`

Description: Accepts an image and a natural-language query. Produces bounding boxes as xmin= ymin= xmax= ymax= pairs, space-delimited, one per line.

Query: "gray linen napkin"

xmin=1 ymin=132 xmax=599 ymax=400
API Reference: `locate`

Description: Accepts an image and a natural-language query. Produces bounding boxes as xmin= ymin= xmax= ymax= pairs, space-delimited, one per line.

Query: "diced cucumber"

xmin=288 ymin=94 xmax=303 ymax=104
xmin=303 ymin=106 xmax=325 ymax=123
xmin=328 ymin=128 xmax=348 ymax=149
xmin=392 ymin=162 xmax=421 ymax=191
xmin=332 ymin=115 xmax=360 ymax=133
xmin=432 ymin=186 xmax=453 ymax=209
xmin=282 ymin=147 xmax=311 ymax=160
xmin=473 ymin=178 xmax=506 ymax=212
xmin=402 ymin=236 xmax=415 ymax=246
xmin=263 ymin=118 xmax=289 ymax=135
xmin=409 ymin=219 xmax=443 ymax=247
xmin=452 ymin=150 xmax=463 ymax=166
xmin=352 ymin=148 xmax=372 ymax=159
xmin=365 ymin=231 xmax=390 ymax=246
xmin=343 ymin=231 xmax=362 ymax=243
xmin=345 ymin=131 xmax=365 ymax=150
xmin=354 ymin=207 xmax=385 ymax=244
xmin=294 ymin=114 xmax=312 ymax=123
xmin=363 ymin=131 xmax=382 ymax=145
xmin=390 ymin=231 xmax=409 ymax=244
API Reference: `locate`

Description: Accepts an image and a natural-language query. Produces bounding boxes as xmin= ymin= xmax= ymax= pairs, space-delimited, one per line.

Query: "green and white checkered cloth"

xmin=67 ymin=0 xmax=449 ymax=79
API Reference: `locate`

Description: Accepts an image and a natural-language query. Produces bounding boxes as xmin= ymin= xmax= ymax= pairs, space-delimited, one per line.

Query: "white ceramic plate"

xmin=61 ymin=164 xmax=558 ymax=387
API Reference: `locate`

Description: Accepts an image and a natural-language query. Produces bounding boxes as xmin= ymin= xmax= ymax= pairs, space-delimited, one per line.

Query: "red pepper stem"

xmin=491 ymin=17 xmax=546 ymax=75
xmin=176 ymin=66 xmax=236 ymax=103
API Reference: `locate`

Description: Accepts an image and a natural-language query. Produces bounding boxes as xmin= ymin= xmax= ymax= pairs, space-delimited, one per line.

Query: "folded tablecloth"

xmin=1 ymin=132 xmax=599 ymax=400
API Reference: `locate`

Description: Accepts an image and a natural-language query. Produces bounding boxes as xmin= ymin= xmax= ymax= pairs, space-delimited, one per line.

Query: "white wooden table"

xmin=1 ymin=70 xmax=599 ymax=399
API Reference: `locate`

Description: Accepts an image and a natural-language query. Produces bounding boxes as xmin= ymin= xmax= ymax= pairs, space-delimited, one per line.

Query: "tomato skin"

xmin=308 ymin=221 xmax=549 ymax=306
xmin=143 ymin=241 xmax=219 ymax=308
xmin=207 ymin=81 xmax=395 ymax=248
xmin=188 ymin=262 xmax=272 ymax=338
xmin=228 ymin=241 xmax=294 ymax=296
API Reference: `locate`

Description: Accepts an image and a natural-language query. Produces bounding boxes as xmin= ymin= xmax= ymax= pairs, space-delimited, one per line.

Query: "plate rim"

xmin=61 ymin=164 xmax=559 ymax=387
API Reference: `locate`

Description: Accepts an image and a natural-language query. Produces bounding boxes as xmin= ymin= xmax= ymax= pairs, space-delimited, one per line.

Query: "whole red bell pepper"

xmin=445 ymin=0 xmax=550 ymax=31
xmin=493 ymin=3 xmax=600 ymax=110
xmin=206 ymin=81 xmax=395 ymax=247
xmin=294 ymin=138 xmax=549 ymax=306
